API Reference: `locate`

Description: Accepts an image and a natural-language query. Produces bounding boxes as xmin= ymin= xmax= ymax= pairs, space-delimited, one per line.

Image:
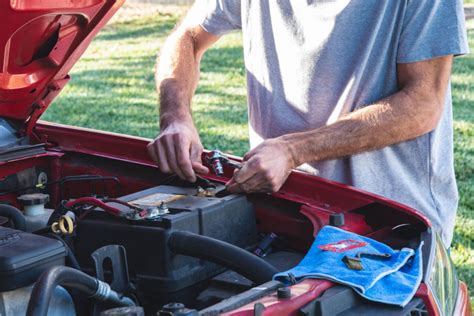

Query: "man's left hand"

xmin=226 ymin=138 xmax=296 ymax=193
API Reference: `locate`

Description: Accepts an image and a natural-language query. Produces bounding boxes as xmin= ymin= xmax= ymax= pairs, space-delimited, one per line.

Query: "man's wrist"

xmin=280 ymin=130 xmax=324 ymax=168
xmin=159 ymin=111 xmax=193 ymax=129
xmin=280 ymin=133 xmax=306 ymax=169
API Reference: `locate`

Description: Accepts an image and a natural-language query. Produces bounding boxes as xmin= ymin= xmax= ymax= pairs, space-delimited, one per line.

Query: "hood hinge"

xmin=22 ymin=76 xmax=70 ymax=137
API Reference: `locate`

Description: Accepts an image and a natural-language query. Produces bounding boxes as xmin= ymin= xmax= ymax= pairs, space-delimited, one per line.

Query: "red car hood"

xmin=0 ymin=0 xmax=124 ymax=135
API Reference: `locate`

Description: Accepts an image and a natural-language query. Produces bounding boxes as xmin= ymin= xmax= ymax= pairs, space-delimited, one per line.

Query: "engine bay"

xmin=74 ymin=183 xmax=260 ymax=311
xmin=0 ymin=148 xmax=432 ymax=315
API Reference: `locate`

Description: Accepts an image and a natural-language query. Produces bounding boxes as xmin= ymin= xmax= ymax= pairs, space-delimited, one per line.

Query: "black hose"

xmin=26 ymin=266 xmax=134 ymax=316
xmin=45 ymin=233 xmax=81 ymax=270
xmin=0 ymin=204 xmax=26 ymax=231
xmin=168 ymin=230 xmax=279 ymax=285
xmin=27 ymin=266 xmax=96 ymax=316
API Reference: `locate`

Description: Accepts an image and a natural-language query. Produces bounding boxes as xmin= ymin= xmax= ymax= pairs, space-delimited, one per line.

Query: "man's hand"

xmin=147 ymin=120 xmax=209 ymax=182
xmin=226 ymin=138 xmax=296 ymax=193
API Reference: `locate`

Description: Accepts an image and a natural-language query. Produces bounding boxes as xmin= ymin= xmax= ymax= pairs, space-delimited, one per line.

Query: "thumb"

xmin=192 ymin=161 xmax=209 ymax=174
xmin=225 ymin=168 xmax=239 ymax=186
xmin=243 ymin=149 xmax=257 ymax=161
xmin=190 ymin=145 xmax=209 ymax=174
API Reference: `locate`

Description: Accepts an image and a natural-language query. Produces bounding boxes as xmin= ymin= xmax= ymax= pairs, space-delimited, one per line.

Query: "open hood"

xmin=0 ymin=0 xmax=124 ymax=136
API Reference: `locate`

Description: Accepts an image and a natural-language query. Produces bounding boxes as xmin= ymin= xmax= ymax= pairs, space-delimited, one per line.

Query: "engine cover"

xmin=74 ymin=185 xmax=257 ymax=304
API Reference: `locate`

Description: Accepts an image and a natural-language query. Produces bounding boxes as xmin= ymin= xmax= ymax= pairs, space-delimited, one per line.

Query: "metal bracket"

xmin=91 ymin=245 xmax=131 ymax=293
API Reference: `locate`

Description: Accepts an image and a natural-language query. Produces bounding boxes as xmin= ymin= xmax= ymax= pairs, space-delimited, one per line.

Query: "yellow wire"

xmin=58 ymin=215 xmax=74 ymax=234
xmin=51 ymin=222 xmax=60 ymax=234
xmin=51 ymin=215 xmax=74 ymax=235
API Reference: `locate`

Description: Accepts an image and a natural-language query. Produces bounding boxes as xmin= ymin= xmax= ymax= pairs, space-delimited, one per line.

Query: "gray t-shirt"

xmin=196 ymin=0 xmax=469 ymax=247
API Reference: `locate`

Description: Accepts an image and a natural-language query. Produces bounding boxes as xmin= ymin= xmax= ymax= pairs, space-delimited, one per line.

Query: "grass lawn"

xmin=42 ymin=3 xmax=474 ymax=306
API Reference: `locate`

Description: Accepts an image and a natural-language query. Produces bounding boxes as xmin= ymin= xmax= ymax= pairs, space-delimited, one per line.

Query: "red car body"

xmin=0 ymin=0 xmax=471 ymax=315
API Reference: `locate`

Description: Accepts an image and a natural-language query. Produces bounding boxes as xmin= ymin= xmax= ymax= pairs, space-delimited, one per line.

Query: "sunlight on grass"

xmin=451 ymin=23 xmax=474 ymax=301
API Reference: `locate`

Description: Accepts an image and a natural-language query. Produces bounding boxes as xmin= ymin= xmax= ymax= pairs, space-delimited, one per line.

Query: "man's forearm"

xmin=282 ymin=56 xmax=453 ymax=167
xmin=283 ymin=89 xmax=443 ymax=167
xmin=156 ymin=29 xmax=201 ymax=127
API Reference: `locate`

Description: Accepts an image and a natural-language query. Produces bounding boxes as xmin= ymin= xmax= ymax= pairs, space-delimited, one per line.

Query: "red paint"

xmin=455 ymin=282 xmax=472 ymax=316
xmin=415 ymin=283 xmax=440 ymax=316
xmin=0 ymin=0 xmax=125 ymax=134
xmin=222 ymin=280 xmax=334 ymax=316
xmin=299 ymin=204 xmax=371 ymax=237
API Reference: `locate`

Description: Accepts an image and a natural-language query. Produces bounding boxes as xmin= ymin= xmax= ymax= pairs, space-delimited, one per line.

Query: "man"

xmin=147 ymin=1 xmax=468 ymax=247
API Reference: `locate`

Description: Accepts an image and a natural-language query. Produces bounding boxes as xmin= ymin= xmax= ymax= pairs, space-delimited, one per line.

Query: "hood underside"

xmin=0 ymin=0 xmax=124 ymax=135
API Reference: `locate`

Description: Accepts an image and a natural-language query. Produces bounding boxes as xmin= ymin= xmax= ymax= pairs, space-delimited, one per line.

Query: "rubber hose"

xmin=26 ymin=266 xmax=134 ymax=316
xmin=45 ymin=233 xmax=81 ymax=270
xmin=0 ymin=204 xmax=26 ymax=231
xmin=168 ymin=230 xmax=279 ymax=285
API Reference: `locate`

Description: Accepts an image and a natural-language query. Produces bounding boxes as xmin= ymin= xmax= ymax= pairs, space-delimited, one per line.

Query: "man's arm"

xmin=227 ymin=55 xmax=453 ymax=193
xmin=148 ymin=13 xmax=220 ymax=182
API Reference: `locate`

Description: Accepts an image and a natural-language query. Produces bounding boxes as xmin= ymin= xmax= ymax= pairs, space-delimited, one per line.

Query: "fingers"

xmin=147 ymin=141 xmax=171 ymax=174
xmin=157 ymin=142 xmax=172 ymax=173
xmin=147 ymin=142 xmax=158 ymax=163
xmin=192 ymin=161 xmax=209 ymax=174
xmin=226 ymin=157 xmax=269 ymax=193
xmin=232 ymin=160 xmax=258 ymax=184
xmin=147 ymin=131 xmax=208 ymax=182
xmin=147 ymin=135 xmax=193 ymax=181
xmin=243 ymin=147 xmax=258 ymax=161
xmin=226 ymin=149 xmax=290 ymax=194
xmin=227 ymin=173 xmax=270 ymax=193
xmin=190 ymin=145 xmax=209 ymax=174
xmin=225 ymin=169 xmax=240 ymax=192
xmin=163 ymin=136 xmax=185 ymax=179
xmin=174 ymin=136 xmax=196 ymax=182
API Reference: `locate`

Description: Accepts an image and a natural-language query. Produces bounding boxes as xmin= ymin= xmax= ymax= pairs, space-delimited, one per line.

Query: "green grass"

xmin=42 ymin=4 xmax=473 ymax=305
xmin=451 ymin=18 xmax=474 ymax=307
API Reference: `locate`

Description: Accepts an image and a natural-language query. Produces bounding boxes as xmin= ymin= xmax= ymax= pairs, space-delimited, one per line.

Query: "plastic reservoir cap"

xmin=17 ymin=193 xmax=49 ymax=216
xmin=17 ymin=193 xmax=49 ymax=206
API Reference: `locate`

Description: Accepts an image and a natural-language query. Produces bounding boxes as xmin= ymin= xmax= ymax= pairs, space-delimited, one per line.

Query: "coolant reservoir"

xmin=17 ymin=193 xmax=54 ymax=232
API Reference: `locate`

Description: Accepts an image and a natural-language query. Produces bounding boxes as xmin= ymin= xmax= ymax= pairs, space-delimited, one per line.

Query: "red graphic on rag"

xmin=318 ymin=239 xmax=368 ymax=253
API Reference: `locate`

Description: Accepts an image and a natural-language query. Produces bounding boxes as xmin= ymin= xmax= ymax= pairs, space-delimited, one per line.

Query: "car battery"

xmin=74 ymin=185 xmax=257 ymax=304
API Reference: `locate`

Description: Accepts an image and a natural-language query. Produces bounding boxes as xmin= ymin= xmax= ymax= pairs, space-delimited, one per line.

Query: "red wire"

xmin=103 ymin=198 xmax=147 ymax=218
xmin=65 ymin=197 xmax=121 ymax=216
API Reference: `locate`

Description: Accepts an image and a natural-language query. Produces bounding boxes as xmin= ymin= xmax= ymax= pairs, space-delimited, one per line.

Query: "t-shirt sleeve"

xmin=194 ymin=0 xmax=242 ymax=36
xmin=397 ymin=0 xmax=469 ymax=63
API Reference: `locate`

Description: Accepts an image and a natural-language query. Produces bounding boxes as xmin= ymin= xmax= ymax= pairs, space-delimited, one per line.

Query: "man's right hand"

xmin=147 ymin=120 xmax=209 ymax=182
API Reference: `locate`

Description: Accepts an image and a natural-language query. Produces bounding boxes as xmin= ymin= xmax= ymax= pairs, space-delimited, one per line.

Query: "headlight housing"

xmin=429 ymin=235 xmax=459 ymax=315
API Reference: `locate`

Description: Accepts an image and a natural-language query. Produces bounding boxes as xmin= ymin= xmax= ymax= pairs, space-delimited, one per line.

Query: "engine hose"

xmin=44 ymin=233 xmax=81 ymax=270
xmin=168 ymin=230 xmax=279 ymax=285
xmin=0 ymin=204 xmax=26 ymax=231
xmin=26 ymin=266 xmax=135 ymax=316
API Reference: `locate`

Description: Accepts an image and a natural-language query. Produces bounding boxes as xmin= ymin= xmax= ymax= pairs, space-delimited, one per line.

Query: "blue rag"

xmin=273 ymin=226 xmax=423 ymax=307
